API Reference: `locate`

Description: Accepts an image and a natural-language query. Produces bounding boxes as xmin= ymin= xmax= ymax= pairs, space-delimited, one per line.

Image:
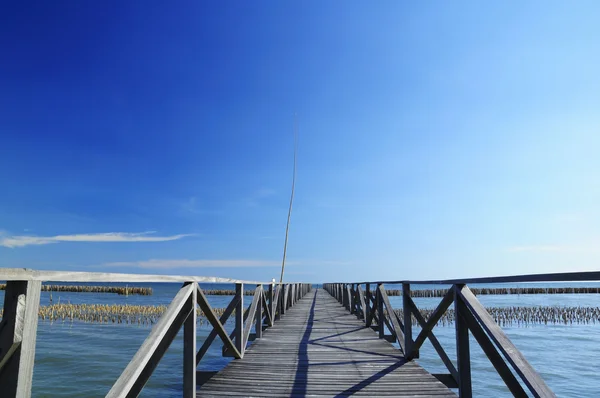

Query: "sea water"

xmin=1 ymin=282 xmax=598 ymax=397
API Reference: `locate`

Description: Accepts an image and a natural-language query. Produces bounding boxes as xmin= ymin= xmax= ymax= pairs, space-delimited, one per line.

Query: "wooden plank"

xmin=199 ymin=289 xmax=455 ymax=397
xmin=183 ymin=283 xmax=196 ymax=398
xmin=454 ymin=285 xmax=472 ymax=398
xmin=107 ymin=283 xmax=195 ymax=397
xmin=458 ymin=285 xmax=555 ymax=397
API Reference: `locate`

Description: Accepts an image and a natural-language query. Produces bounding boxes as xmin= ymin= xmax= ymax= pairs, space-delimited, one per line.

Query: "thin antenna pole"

xmin=279 ymin=116 xmax=298 ymax=284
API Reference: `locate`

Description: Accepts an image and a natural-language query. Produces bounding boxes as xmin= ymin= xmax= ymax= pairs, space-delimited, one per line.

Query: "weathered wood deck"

xmin=197 ymin=289 xmax=456 ymax=397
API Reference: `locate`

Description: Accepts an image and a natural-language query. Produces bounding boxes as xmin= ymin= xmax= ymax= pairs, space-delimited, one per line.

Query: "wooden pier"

xmin=198 ymin=289 xmax=454 ymax=397
xmin=3 ymin=269 xmax=599 ymax=397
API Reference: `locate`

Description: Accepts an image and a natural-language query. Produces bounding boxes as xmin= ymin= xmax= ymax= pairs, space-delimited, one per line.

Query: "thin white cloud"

xmin=102 ymin=259 xmax=281 ymax=269
xmin=0 ymin=231 xmax=192 ymax=248
xmin=99 ymin=258 xmax=350 ymax=270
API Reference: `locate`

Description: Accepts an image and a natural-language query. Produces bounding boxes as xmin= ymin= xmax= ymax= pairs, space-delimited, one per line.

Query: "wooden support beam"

xmin=376 ymin=284 xmax=384 ymax=339
xmin=365 ymin=284 xmax=372 ymax=327
xmin=433 ymin=373 xmax=459 ymax=389
xmin=454 ymin=285 xmax=472 ymax=398
xmin=183 ymin=283 xmax=196 ymax=398
xmin=378 ymin=284 xmax=405 ymax=353
xmin=458 ymin=285 xmax=555 ymax=398
xmin=235 ymin=283 xmax=244 ymax=357
xmin=261 ymin=289 xmax=272 ymax=327
xmin=404 ymin=295 xmax=456 ymax=378
xmin=243 ymin=287 xmax=261 ymax=348
xmin=411 ymin=287 xmax=454 ymax=353
xmin=196 ymin=294 xmax=240 ymax=365
xmin=196 ymin=371 xmax=218 ymax=386
xmin=457 ymin=294 xmax=528 ymax=396
xmin=196 ymin=285 xmax=242 ymax=360
xmin=357 ymin=285 xmax=367 ymax=323
xmin=268 ymin=283 xmax=274 ymax=326
xmin=402 ymin=283 xmax=413 ymax=356
xmin=255 ymin=286 xmax=263 ymax=339
xmin=273 ymin=284 xmax=281 ymax=320
xmin=0 ymin=280 xmax=42 ymax=398
xmin=107 ymin=283 xmax=195 ymax=397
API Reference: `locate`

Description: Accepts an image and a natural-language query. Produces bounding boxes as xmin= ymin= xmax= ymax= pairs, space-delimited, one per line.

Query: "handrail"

xmin=324 ymin=279 xmax=558 ymax=398
xmin=0 ymin=268 xmax=273 ymax=284
xmin=340 ymin=270 xmax=600 ymax=285
xmin=0 ymin=268 xmax=311 ymax=397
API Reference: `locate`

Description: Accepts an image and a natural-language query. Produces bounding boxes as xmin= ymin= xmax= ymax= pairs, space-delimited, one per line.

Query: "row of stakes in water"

xmin=0 ymin=304 xmax=599 ymax=327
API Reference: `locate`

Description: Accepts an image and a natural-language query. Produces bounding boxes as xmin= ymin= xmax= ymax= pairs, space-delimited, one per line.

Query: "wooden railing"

xmin=325 ymin=271 xmax=600 ymax=398
xmin=0 ymin=268 xmax=311 ymax=397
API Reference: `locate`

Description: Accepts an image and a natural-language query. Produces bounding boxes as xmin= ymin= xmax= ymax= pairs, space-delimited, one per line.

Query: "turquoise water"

xmin=3 ymin=282 xmax=599 ymax=397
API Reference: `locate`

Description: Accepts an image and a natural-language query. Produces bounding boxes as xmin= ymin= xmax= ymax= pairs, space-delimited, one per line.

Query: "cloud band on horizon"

xmin=0 ymin=231 xmax=192 ymax=248
xmin=102 ymin=259 xmax=281 ymax=269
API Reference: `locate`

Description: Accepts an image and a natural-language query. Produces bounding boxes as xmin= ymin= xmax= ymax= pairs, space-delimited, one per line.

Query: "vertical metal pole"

xmin=455 ymin=284 xmax=472 ymax=397
xmin=402 ymin=282 xmax=413 ymax=357
xmin=235 ymin=283 xmax=244 ymax=358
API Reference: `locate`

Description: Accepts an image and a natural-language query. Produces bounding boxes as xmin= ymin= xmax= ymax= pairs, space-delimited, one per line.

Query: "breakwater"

xmin=0 ymin=303 xmax=598 ymax=327
xmin=202 ymin=287 xmax=600 ymax=297
xmin=0 ymin=284 xmax=153 ymax=296
xmin=0 ymin=304 xmax=227 ymax=325
xmin=393 ymin=306 xmax=600 ymax=327
xmin=390 ymin=287 xmax=600 ymax=297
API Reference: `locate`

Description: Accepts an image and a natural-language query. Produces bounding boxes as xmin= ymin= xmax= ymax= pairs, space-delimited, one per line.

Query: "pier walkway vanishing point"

xmin=5 ymin=269 xmax=597 ymax=397
xmin=198 ymin=289 xmax=454 ymax=397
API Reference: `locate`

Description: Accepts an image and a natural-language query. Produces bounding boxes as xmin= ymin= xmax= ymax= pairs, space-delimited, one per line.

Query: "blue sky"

xmin=1 ymin=2 xmax=600 ymax=282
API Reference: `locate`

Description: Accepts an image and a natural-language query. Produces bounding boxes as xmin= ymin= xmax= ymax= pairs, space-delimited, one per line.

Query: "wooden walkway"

xmin=198 ymin=289 xmax=456 ymax=397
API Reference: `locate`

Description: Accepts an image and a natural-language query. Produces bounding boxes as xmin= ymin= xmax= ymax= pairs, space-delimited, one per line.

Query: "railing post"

xmin=402 ymin=282 xmax=413 ymax=357
xmin=255 ymin=285 xmax=263 ymax=339
xmin=268 ymin=283 xmax=274 ymax=327
xmin=235 ymin=283 xmax=244 ymax=358
xmin=365 ymin=283 xmax=371 ymax=327
xmin=455 ymin=284 xmax=472 ymax=397
xmin=349 ymin=284 xmax=354 ymax=314
xmin=377 ymin=283 xmax=384 ymax=338
xmin=183 ymin=282 xmax=197 ymax=397
xmin=0 ymin=280 xmax=42 ymax=398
